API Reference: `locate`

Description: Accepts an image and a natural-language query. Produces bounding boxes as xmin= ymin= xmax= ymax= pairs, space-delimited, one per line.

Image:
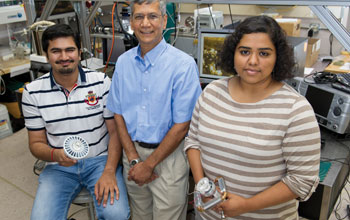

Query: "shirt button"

xmin=142 ymin=106 xmax=146 ymax=109
xmin=145 ymin=71 xmax=148 ymax=74
xmin=143 ymin=88 xmax=147 ymax=92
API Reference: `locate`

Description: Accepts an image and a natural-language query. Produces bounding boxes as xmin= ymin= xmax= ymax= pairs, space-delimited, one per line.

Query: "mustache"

xmin=55 ymin=59 xmax=74 ymax=64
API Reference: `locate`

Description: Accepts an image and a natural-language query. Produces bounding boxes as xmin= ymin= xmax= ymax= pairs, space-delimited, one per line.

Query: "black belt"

xmin=136 ymin=141 xmax=159 ymax=149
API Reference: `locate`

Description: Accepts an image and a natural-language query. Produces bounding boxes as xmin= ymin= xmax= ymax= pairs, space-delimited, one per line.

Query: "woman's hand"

xmin=215 ymin=192 xmax=249 ymax=217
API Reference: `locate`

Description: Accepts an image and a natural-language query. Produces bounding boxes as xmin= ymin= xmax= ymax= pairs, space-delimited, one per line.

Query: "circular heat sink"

xmin=63 ymin=135 xmax=89 ymax=160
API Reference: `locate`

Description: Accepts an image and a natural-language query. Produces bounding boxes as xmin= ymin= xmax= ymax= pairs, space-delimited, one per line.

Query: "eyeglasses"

xmin=132 ymin=13 xmax=163 ymax=23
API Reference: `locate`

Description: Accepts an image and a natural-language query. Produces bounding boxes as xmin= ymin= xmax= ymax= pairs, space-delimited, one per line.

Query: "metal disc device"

xmin=63 ymin=135 xmax=89 ymax=160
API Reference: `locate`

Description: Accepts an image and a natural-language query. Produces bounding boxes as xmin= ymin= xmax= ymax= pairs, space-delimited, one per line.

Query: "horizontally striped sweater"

xmin=185 ymin=77 xmax=320 ymax=220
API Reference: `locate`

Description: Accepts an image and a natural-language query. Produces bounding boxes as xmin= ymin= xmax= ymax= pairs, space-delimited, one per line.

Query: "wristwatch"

xmin=129 ymin=158 xmax=142 ymax=168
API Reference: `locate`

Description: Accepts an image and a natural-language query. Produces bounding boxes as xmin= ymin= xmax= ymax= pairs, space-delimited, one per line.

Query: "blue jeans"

xmin=31 ymin=155 xmax=130 ymax=220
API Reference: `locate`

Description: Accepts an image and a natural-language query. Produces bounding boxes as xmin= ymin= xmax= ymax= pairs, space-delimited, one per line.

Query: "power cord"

xmin=207 ymin=5 xmax=216 ymax=29
xmin=103 ymin=2 xmax=117 ymax=73
xmin=324 ymin=136 xmax=350 ymax=220
xmin=313 ymin=71 xmax=337 ymax=84
xmin=329 ymin=33 xmax=334 ymax=57
xmin=0 ymin=69 xmax=6 ymax=95
xmin=228 ymin=4 xmax=234 ymax=26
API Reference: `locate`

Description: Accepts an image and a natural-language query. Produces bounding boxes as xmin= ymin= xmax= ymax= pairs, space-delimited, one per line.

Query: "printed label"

xmin=0 ymin=119 xmax=9 ymax=131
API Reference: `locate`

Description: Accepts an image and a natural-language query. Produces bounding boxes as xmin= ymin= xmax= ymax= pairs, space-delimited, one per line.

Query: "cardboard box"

xmin=276 ymin=18 xmax=301 ymax=37
xmin=305 ymin=38 xmax=321 ymax=67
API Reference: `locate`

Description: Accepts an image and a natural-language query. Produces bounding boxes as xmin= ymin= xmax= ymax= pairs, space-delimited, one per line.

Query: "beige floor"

xmin=0 ymin=128 xmax=349 ymax=220
xmin=0 ymin=128 xmax=92 ymax=220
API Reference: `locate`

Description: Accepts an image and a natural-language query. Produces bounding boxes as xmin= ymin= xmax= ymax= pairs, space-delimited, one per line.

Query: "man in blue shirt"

xmin=107 ymin=0 xmax=201 ymax=219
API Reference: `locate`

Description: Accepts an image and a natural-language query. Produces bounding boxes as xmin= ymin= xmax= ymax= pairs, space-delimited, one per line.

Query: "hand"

xmin=54 ymin=149 xmax=77 ymax=167
xmin=94 ymin=169 xmax=119 ymax=207
xmin=128 ymin=162 xmax=158 ymax=186
xmin=215 ymin=192 xmax=248 ymax=217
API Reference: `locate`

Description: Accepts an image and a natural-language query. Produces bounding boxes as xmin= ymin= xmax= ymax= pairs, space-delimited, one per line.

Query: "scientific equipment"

xmin=194 ymin=177 xmax=227 ymax=219
xmin=0 ymin=4 xmax=30 ymax=77
xmin=0 ymin=4 xmax=26 ymax=25
xmin=198 ymin=11 xmax=224 ymax=29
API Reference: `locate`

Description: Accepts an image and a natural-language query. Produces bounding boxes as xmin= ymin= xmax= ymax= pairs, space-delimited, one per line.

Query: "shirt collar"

xmin=50 ymin=66 xmax=86 ymax=88
xmin=135 ymin=38 xmax=167 ymax=66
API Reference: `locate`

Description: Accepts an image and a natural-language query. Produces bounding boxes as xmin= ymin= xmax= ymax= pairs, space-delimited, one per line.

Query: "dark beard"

xmin=55 ymin=59 xmax=75 ymax=75
xmin=58 ymin=67 xmax=74 ymax=75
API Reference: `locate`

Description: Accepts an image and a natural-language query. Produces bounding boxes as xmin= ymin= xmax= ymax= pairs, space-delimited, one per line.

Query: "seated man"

xmin=22 ymin=24 xmax=129 ymax=220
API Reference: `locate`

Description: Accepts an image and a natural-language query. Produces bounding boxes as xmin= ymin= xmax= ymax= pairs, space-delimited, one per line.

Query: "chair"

xmin=33 ymin=159 xmax=96 ymax=220
xmin=69 ymin=187 xmax=96 ymax=220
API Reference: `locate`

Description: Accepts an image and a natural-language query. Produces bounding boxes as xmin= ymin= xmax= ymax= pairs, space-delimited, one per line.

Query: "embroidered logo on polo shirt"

xmin=85 ymin=91 xmax=99 ymax=106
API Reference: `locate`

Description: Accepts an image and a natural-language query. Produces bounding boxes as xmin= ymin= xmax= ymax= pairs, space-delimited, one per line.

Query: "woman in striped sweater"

xmin=185 ymin=15 xmax=320 ymax=220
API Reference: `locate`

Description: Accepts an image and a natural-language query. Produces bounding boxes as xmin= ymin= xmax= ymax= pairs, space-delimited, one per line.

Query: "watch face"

xmin=130 ymin=160 xmax=137 ymax=166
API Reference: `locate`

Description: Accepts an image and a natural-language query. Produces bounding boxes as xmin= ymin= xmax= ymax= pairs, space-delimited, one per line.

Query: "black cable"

xmin=75 ymin=12 xmax=81 ymax=40
xmin=334 ymin=192 xmax=343 ymax=220
xmin=321 ymin=158 xmax=349 ymax=165
xmin=228 ymin=4 xmax=234 ymax=25
xmin=323 ymin=157 xmax=350 ymax=220
xmin=333 ymin=169 xmax=350 ymax=220
xmin=173 ymin=3 xmax=177 ymax=43
xmin=207 ymin=4 xmax=216 ymax=29
xmin=196 ymin=4 xmax=200 ymax=31
xmin=307 ymin=28 xmax=314 ymax=38
xmin=29 ymin=15 xmax=39 ymax=55
xmin=115 ymin=2 xmax=138 ymax=45
xmin=324 ymin=134 xmax=350 ymax=220
xmin=329 ymin=33 xmax=334 ymax=57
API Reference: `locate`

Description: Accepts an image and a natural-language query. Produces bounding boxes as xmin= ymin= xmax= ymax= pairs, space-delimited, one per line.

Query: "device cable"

xmin=207 ymin=4 xmax=216 ymax=29
xmin=0 ymin=75 xmax=5 ymax=95
xmin=163 ymin=27 xmax=175 ymax=36
xmin=115 ymin=2 xmax=137 ymax=45
xmin=324 ymin=136 xmax=350 ymax=220
xmin=92 ymin=18 xmax=97 ymax=56
xmin=228 ymin=4 xmax=234 ymax=25
xmin=171 ymin=27 xmax=180 ymax=46
xmin=97 ymin=16 xmax=104 ymax=27
xmin=103 ymin=2 xmax=116 ymax=73
xmin=333 ymin=167 xmax=350 ymax=220
xmin=329 ymin=33 xmax=334 ymax=57
xmin=173 ymin=3 xmax=177 ymax=43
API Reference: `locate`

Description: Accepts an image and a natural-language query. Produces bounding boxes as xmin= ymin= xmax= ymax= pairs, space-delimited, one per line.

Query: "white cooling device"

xmin=63 ymin=135 xmax=89 ymax=160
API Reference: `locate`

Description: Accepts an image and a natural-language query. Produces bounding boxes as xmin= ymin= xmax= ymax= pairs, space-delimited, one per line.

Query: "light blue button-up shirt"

xmin=107 ymin=39 xmax=202 ymax=144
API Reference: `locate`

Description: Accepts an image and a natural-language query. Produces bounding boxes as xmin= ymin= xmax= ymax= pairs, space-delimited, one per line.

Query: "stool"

xmin=32 ymin=160 xmax=96 ymax=219
xmin=69 ymin=188 xmax=95 ymax=220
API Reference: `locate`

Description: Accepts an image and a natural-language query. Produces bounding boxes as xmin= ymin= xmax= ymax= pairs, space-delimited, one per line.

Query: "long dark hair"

xmin=219 ymin=15 xmax=295 ymax=81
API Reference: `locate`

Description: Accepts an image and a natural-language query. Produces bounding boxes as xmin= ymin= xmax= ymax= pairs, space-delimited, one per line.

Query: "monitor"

xmin=198 ymin=28 xmax=235 ymax=81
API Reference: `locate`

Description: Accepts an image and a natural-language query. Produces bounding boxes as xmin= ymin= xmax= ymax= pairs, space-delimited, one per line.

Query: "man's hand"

xmin=54 ymin=149 xmax=77 ymax=167
xmin=94 ymin=169 xmax=119 ymax=208
xmin=128 ymin=162 xmax=158 ymax=186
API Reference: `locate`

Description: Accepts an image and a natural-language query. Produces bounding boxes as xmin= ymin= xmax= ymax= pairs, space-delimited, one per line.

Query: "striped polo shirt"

xmin=22 ymin=66 xmax=113 ymax=159
xmin=185 ymin=78 xmax=320 ymax=220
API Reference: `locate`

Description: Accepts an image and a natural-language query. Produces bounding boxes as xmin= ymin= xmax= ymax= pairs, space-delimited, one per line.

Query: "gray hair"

xmin=130 ymin=0 xmax=167 ymax=16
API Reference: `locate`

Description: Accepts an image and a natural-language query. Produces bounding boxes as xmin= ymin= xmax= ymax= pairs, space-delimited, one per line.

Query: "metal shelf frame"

xmin=23 ymin=0 xmax=350 ymax=53
xmin=169 ymin=0 xmax=350 ymax=5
